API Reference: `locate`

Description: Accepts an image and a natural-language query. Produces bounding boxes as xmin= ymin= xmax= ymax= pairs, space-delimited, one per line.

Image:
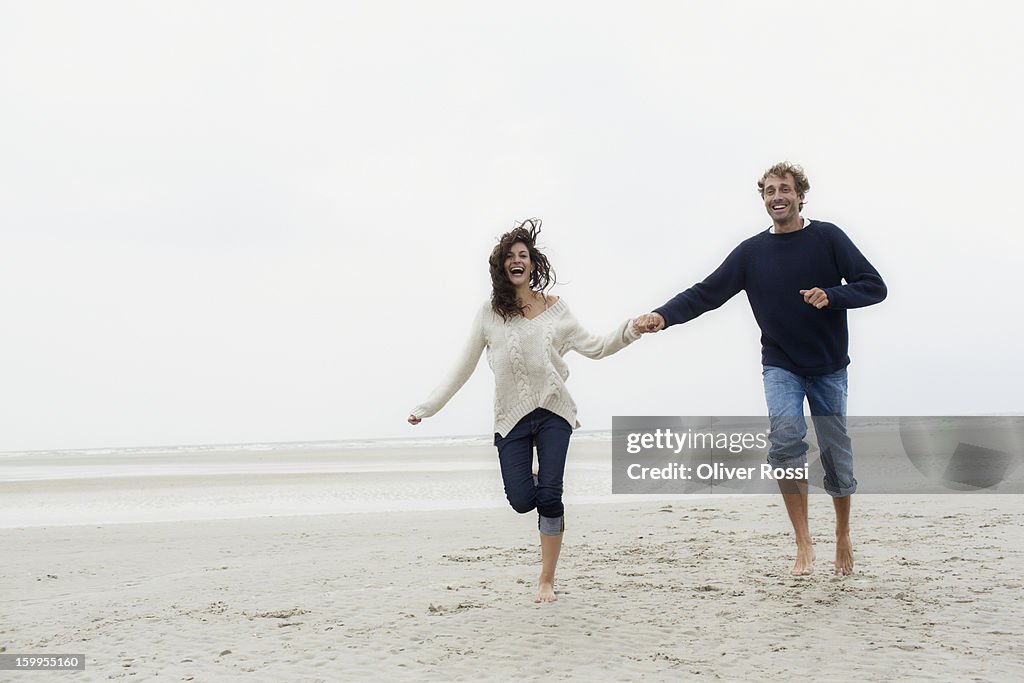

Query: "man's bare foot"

xmin=791 ymin=544 xmax=816 ymax=576
xmin=535 ymin=576 xmax=557 ymax=603
xmin=835 ymin=535 xmax=853 ymax=575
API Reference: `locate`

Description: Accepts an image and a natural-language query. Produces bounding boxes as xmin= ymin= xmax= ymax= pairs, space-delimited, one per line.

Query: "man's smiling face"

xmin=761 ymin=173 xmax=803 ymax=225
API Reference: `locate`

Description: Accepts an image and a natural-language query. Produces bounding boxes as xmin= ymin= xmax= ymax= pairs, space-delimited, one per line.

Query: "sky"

xmin=1 ymin=1 xmax=1022 ymax=452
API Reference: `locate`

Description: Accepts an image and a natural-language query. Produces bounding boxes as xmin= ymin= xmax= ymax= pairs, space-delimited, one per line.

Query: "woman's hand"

xmin=408 ymin=414 xmax=422 ymax=425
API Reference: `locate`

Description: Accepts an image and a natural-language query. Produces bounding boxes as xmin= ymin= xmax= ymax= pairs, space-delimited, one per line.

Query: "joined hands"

xmin=632 ymin=312 xmax=665 ymax=334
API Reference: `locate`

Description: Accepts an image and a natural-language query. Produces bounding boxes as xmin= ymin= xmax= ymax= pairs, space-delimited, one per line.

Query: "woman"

xmin=408 ymin=219 xmax=643 ymax=603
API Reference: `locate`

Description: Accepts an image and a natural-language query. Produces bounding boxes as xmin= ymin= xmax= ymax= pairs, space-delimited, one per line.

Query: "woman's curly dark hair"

xmin=488 ymin=218 xmax=556 ymax=321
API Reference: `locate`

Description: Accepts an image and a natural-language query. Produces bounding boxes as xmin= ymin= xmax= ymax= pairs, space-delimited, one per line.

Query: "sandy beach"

xmin=2 ymin=442 xmax=1023 ymax=681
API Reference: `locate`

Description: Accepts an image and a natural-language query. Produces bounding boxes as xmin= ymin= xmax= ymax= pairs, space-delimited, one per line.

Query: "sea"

xmin=0 ymin=431 xmax=680 ymax=528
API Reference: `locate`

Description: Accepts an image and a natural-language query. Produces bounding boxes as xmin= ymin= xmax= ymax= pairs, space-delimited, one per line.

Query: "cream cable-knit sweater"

xmin=411 ymin=298 xmax=641 ymax=438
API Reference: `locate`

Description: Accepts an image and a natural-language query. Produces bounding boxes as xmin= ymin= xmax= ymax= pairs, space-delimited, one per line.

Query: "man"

xmin=638 ymin=162 xmax=886 ymax=576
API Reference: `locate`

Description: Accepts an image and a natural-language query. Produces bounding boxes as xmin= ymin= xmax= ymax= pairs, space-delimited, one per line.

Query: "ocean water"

xmin=0 ymin=431 xmax=674 ymax=528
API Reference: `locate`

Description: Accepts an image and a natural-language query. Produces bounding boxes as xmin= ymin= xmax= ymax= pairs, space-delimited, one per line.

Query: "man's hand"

xmin=633 ymin=312 xmax=665 ymax=334
xmin=800 ymin=288 xmax=830 ymax=309
xmin=408 ymin=414 xmax=422 ymax=425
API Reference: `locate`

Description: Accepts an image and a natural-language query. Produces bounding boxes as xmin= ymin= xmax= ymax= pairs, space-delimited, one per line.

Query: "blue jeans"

xmin=494 ymin=408 xmax=572 ymax=535
xmin=762 ymin=365 xmax=856 ymax=497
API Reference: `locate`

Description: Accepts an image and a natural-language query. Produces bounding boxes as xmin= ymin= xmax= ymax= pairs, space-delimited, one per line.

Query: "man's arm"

xmin=820 ymin=225 xmax=887 ymax=309
xmin=649 ymin=242 xmax=747 ymax=329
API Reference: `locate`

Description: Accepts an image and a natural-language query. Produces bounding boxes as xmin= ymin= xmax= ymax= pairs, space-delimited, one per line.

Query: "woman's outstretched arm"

xmin=569 ymin=312 xmax=643 ymax=360
xmin=408 ymin=305 xmax=487 ymax=424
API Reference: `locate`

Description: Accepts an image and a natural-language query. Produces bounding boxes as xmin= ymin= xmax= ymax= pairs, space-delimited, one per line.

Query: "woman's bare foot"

xmin=536 ymin=518 xmax=562 ymax=603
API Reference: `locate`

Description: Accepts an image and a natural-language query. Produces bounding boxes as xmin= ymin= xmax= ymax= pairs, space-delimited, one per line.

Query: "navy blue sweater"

xmin=653 ymin=220 xmax=887 ymax=375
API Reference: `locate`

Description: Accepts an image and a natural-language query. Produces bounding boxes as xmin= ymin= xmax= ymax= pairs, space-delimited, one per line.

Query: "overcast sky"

xmin=2 ymin=1 xmax=1022 ymax=452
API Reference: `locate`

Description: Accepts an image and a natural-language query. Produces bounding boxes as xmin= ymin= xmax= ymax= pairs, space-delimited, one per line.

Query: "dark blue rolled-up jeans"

xmin=494 ymin=408 xmax=572 ymax=536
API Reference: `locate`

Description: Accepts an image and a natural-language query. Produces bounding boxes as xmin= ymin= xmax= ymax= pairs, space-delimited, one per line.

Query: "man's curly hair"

xmin=758 ymin=161 xmax=811 ymax=210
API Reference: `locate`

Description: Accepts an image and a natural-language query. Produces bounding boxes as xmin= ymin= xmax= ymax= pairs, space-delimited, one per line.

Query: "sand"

xmin=3 ymin=493 xmax=1023 ymax=682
